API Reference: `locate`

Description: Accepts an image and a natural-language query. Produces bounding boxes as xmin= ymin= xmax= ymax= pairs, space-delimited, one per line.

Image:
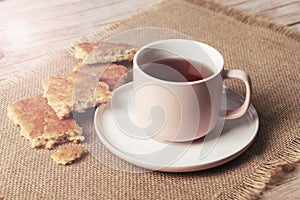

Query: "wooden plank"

xmin=258 ymin=2 xmax=300 ymax=25
xmin=261 ymin=177 xmax=300 ymax=199
xmin=1 ymin=0 xmax=299 ymax=72
xmin=234 ymin=0 xmax=298 ymax=14
xmin=215 ymin=0 xmax=252 ymax=6
xmin=0 ymin=0 xmax=160 ymax=72
xmin=260 ymin=163 xmax=300 ymax=199
xmin=262 ymin=179 xmax=300 ymax=200
xmin=215 ymin=0 xmax=300 ymax=26
xmin=0 ymin=0 xmax=127 ymax=26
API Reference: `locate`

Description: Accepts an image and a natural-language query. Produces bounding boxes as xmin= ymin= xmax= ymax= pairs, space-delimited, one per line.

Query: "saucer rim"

xmin=94 ymin=82 xmax=259 ymax=172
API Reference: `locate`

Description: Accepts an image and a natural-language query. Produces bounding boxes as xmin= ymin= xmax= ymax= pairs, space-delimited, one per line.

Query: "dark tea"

xmin=140 ymin=58 xmax=214 ymax=82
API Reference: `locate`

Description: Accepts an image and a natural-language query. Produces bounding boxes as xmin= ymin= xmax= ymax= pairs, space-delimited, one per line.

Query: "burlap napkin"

xmin=0 ymin=0 xmax=299 ymax=199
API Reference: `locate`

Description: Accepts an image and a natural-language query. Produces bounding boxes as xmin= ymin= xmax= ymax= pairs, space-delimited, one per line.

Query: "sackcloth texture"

xmin=0 ymin=0 xmax=299 ymax=199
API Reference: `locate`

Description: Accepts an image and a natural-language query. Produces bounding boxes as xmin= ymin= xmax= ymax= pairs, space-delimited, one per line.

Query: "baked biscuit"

xmin=74 ymin=42 xmax=100 ymax=60
xmin=43 ymin=64 xmax=113 ymax=119
xmin=73 ymin=62 xmax=129 ymax=90
xmin=7 ymin=95 xmax=84 ymax=149
xmin=74 ymin=42 xmax=138 ymax=64
xmin=51 ymin=145 xmax=85 ymax=165
xmin=99 ymin=64 xmax=128 ymax=90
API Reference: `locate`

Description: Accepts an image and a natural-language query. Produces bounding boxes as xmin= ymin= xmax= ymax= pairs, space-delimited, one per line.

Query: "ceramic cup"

xmin=132 ymin=39 xmax=252 ymax=142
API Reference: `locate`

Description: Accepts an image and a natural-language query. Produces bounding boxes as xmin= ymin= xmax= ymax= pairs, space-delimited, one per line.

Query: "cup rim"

xmin=133 ymin=39 xmax=224 ymax=85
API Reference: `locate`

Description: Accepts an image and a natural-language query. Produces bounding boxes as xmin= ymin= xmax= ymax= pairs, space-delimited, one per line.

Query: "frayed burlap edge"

xmin=235 ymin=138 xmax=300 ymax=199
xmin=1 ymin=0 xmax=300 ymax=199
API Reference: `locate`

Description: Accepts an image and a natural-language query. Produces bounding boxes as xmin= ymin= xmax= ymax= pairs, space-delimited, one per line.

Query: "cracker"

xmin=7 ymin=95 xmax=84 ymax=150
xmin=74 ymin=42 xmax=100 ymax=60
xmin=74 ymin=61 xmax=129 ymax=90
xmin=74 ymin=42 xmax=138 ymax=64
xmin=99 ymin=64 xmax=128 ymax=90
xmin=51 ymin=145 xmax=85 ymax=165
xmin=43 ymin=63 xmax=113 ymax=119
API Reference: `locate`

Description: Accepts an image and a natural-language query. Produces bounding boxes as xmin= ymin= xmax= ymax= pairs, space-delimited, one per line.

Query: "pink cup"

xmin=132 ymin=39 xmax=252 ymax=142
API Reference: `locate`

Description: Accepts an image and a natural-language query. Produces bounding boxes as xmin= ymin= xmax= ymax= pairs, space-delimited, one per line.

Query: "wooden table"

xmin=0 ymin=0 xmax=299 ymax=199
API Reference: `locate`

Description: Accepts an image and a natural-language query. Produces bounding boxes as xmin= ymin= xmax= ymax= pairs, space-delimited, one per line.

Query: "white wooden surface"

xmin=218 ymin=0 xmax=300 ymax=31
xmin=0 ymin=0 xmax=299 ymax=199
xmin=0 ymin=0 xmax=160 ymax=75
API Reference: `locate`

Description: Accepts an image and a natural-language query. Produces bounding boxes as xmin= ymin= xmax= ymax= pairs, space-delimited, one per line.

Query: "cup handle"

xmin=223 ymin=69 xmax=252 ymax=119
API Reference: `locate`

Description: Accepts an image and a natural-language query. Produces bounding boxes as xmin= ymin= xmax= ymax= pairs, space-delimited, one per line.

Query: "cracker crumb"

xmin=51 ymin=145 xmax=85 ymax=165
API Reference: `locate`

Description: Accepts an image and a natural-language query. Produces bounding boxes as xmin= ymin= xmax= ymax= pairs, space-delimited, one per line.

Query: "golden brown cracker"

xmin=7 ymin=95 xmax=84 ymax=149
xmin=51 ymin=145 xmax=85 ymax=165
xmin=74 ymin=42 xmax=100 ymax=60
xmin=74 ymin=63 xmax=129 ymax=90
xmin=43 ymin=64 xmax=112 ymax=119
xmin=99 ymin=64 xmax=128 ymax=90
xmin=74 ymin=42 xmax=138 ymax=64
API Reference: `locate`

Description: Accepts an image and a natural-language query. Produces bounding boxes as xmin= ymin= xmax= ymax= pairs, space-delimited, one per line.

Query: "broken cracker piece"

xmin=74 ymin=42 xmax=100 ymax=60
xmin=74 ymin=62 xmax=129 ymax=90
xmin=43 ymin=63 xmax=113 ymax=119
xmin=51 ymin=145 xmax=85 ymax=165
xmin=99 ymin=64 xmax=128 ymax=90
xmin=7 ymin=95 xmax=84 ymax=150
xmin=74 ymin=42 xmax=138 ymax=64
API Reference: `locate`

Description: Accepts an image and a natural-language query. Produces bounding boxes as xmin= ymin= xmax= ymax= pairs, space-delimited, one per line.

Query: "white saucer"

xmin=94 ymin=83 xmax=259 ymax=172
